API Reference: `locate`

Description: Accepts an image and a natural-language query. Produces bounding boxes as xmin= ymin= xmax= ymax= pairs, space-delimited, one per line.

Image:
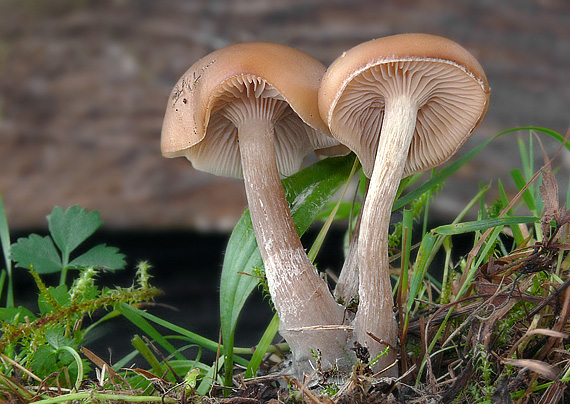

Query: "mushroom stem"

xmin=236 ymin=116 xmax=352 ymax=374
xmin=334 ymin=192 xmax=364 ymax=306
xmin=355 ymin=95 xmax=418 ymax=375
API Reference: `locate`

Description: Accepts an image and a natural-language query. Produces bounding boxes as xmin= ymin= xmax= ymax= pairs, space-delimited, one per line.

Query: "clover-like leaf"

xmin=68 ymin=244 xmax=126 ymax=272
xmin=48 ymin=206 xmax=102 ymax=264
xmin=11 ymin=234 xmax=62 ymax=274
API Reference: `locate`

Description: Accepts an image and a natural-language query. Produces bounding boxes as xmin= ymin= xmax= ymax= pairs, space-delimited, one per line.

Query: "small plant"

xmin=11 ymin=205 xmax=126 ymax=284
xmin=0 ymin=205 xmax=161 ymax=394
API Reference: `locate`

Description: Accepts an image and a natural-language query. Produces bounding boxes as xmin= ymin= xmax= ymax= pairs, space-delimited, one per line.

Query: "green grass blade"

xmin=518 ymin=135 xmax=531 ymax=182
xmin=118 ymin=304 xmax=187 ymax=361
xmin=464 ymin=226 xmax=505 ymax=299
xmin=119 ymin=303 xmax=250 ymax=368
xmin=406 ymin=233 xmax=437 ymax=314
xmin=393 ymin=140 xmax=491 ymax=211
xmin=131 ymin=334 xmax=164 ymax=377
xmin=0 ymin=270 xmax=5 ymax=306
xmin=399 ymin=209 xmax=413 ymax=330
xmin=308 ymin=157 xmax=359 ymax=263
xmin=113 ymin=349 xmax=139 ymax=370
xmin=432 ymin=216 xmax=539 ymax=236
xmin=0 ymin=195 xmax=12 ymax=306
xmin=58 ymin=346 xmax=83 ymax=390
xmin=498 ymin=179 xmax=525 ymax=246
xmin=244 ymin=313 xmax=279 ymax=378
xmin=510 ymin=168 xmax=536 ymax=211
xmin=394 ymin=127 xmax=566 ymax=212
xmin=196 ymin=356 xmax=224 ymax=396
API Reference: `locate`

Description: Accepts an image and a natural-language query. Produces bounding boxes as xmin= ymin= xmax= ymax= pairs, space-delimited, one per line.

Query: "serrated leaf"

xmin=48 ymin=206 xmax=102 ymax=264
xmin=45 ymin=325 xmax=73 ymax=349
xmin=0 ymin=306 xmax=37 ymax=324
xmin=68 ymin=244 xmax=126 ymax=271
xmin=11 ymin=234 xmax=62 ymax=274
xmin=38 ymin=285 xmax=70 ymax=314
xmin=29 ymin=345 xmax=58 ymax=378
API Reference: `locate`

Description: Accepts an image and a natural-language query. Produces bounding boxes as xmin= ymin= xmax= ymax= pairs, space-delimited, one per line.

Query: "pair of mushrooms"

xmin=161 ymin=34 xmax=490 ymax=377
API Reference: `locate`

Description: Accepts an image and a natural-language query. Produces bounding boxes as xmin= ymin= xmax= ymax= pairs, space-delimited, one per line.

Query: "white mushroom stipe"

xmin=161 ymin=42 xmax=355 ymax=378
xmin=319 ymin=34 xmax=490 ymax=376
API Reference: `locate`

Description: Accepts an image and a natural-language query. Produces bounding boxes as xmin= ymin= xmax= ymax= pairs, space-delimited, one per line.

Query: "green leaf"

xmin=316 ymin=201 xmax=361 ymax=221
xmin=11 ymin=234 xmax=62 ymax=274
xmin=244 ymin=313 xmax=279 ymax=379
xmin=48 ymin=206 xmax=102 ymax=265
xmin=219 ymin=154 xmax=356 ymax=385
xmin=29 ymin=345 xmax=58 ymax=378
xmin=38 ymin=285 xmax=70 ymax=314
xmin=45 ymin=325 xmax=73 ymax=349
xmin=131 ymin=334 xmax=165 ymax=378
xmin=433 ymin=216 xmax=539 ymax=236
xmin=0 ymin=195 xmax=13 ymax=306
xmin=510 ymin=168 xmax=537 ymax=211
xmin=68 ymin=244 xmax=126 ymax=272
xmin=407 ymin=233 xmax=437 ymax=313
xmin=394 ymin=127 xmax=567 ymax=212
xmin=0 ymin=306 xmax=37 ymax=324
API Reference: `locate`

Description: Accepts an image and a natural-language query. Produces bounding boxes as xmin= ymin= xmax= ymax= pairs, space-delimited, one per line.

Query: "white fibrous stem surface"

xmin=228 ymin=94 xmax=354 ymax=376
xmin=355 ymin=95 xmax=418 ymax=376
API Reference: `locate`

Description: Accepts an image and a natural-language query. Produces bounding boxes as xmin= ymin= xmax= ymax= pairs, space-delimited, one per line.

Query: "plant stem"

xmin=30 ymin=392 xmax=179 ymax=404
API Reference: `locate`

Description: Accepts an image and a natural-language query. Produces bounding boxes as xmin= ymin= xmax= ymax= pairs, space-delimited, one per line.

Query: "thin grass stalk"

xmin=414 ymin=186 xmax=490 ymax=385
xmin=419 ymin=129 xmax=570 ymax=387
xmin=244 ymin=313 xmax=280 ymax=378
xmin=119 ymin=304 xmax=252 ymax=365
xmin=440 ymin=237 xmax=453 ymax=305
xmin=308 ymin=157 xmax=360 ymax=263
xmin=398 ymin=209 xmax=413 ymax=374
xmin=131 ymin=334 xmax=164 ymax=377
xmin=0 ymin=196 xmax=12 ymax=307
xmin=498 ymin=179 xmax=525 ymax=246
xmin=422 ymin=169 xmax=435 ymax=236
xmin=119 ymin=304 xmax=186 ymax=362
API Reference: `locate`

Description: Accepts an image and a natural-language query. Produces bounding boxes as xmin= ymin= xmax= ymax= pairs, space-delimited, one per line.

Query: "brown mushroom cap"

xmin=318 ymin=33 xmax=490 ymax=178
xmin=161 ymin=42 xmax=337 ymax=178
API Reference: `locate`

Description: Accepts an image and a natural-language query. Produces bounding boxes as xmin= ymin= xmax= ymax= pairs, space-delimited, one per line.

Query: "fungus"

xmin=319 ymin=33 xmax=490 ymax=374
xmin=162 ymin=42 xmax=352 ymax=376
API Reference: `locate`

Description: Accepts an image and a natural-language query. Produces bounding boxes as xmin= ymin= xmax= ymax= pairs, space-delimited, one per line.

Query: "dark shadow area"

xmin=8 ymin=225 xmax=350 ymax=365
xmin=7 ymin=219 xmax=481 ymax=368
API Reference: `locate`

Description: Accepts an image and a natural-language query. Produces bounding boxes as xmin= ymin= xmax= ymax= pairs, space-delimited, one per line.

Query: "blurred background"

xmin=1 ymin=0 xmax=569 ymax=356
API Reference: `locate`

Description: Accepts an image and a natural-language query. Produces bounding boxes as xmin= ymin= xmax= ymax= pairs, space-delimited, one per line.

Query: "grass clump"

xmin=0 ymin=127 xmax=569 ymax=403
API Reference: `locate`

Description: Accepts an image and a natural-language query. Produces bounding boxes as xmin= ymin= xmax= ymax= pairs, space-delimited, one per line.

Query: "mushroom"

xmin=319 ymin=34 xmax=490 ymax=374
xmin=161 ymin=42 xmax=352 ymax=375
